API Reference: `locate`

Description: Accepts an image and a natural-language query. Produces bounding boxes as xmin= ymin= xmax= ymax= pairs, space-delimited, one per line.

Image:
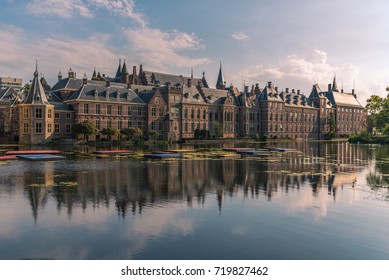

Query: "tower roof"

xmin=216 ymin=61 xmax=225 ymax=89
xmin=121 ymin=60 xmax=129 ymax=74
xmin=332 ymin=76 xmax=339 ymax=92
xmin=115 ymin=59 xmax=122 ymax=79
xmin=23 ymin=62 xmax=50 ymax=105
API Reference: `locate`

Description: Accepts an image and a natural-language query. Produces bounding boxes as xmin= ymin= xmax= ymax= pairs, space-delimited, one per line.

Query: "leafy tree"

xmin=72 ymin=121 xmax=98 ymax=141
xmin=210 ymin=121 xmax=223 ymax=138
xmin=101 ymin=127 xmax=119 ymax=141
xmin=121 ymin=127 xmax=143 ymax=141
xmin=148 ymin=130 xmax=159 ymax=141
xmin=21 ymin=82 xmax=31 ymax=94
xmin=365 ymin=92 xmax=389 ymax=133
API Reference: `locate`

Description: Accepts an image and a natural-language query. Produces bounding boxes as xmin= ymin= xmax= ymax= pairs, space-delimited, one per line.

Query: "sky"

xmin=1 ymin=0 xmax=389 ymax=105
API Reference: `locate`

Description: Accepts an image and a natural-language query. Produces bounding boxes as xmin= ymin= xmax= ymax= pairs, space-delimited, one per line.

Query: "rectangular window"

xmin=159 ymin=107 xmax=164 ymax=117
xmin=151 ymin=121 xmax=156 ymax=130
xmin=35 ymin=122 xmax=42 ymax=134
xmin=83 ymin=104 xmax=89 ymax=114
xmin=96 ymin=119 xmax=100 ymax=130
xmin=107 ymin=120 xmax=112 ymax=128
xmin=48 ymin=109 xmax=52 ymax=119
xmin=55 ymin=112 xmax=60 ymax=119
xmin=96 ymin=104 xmax=101 ymax=114
xmin=35 ymin=108 xmax=42 ymax=119
xmin=138 ymin=107 xmax=142 ymax=116
xmin=118 ymin=106 xmax=123 ymax=116
xmin=128 ymin=107 xmax=132 ymax=116
xmin=191 ymin=122 xmax=194 ymax=132
xmin=23 ymin=108 xmax=29 ymax=119
xmin=55 ymin=123 xmax=60 ymax=134
xmin=151 ymin=107 xmax=156 ymax=117
xmin=66 ymin=113 xmax=71 ymax=119
xmin=118 ymin=120 xmax=122 ymax=130
xmin=184 ymin=123 xmax=188 ymax=132
xmin=138 ymin=121 xmax=142 ymax=128
xmin=158 ymin=121 xmax=163 ymax=131
xmin=107 ymin=105 xmax=112 ymax=115
xmin=66 ymin=123 xmax=71 ymax=134
xmin=23 ymin=123 xmax=29 ymax=134
xmin=128 ymin=120 xmax=132 ymax=127
xmin=48 ymin=123 xmax=52 ymax=133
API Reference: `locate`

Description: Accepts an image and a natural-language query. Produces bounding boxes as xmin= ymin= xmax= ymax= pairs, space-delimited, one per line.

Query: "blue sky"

xmin=1 ymin=0 xmax=389 ymax=104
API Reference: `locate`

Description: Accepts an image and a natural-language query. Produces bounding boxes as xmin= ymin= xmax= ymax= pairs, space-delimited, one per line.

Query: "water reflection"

xmin=1 ymin=141 xmax=388 ymax=259
xmin=0 ymin=142 xmax=378 ymax=221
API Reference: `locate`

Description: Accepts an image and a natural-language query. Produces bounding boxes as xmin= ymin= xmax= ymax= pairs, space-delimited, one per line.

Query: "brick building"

xmin=0 ymin=61 xmax=366 ymax=144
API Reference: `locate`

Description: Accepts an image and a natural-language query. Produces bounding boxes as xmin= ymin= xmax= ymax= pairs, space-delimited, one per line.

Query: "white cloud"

xmin=88 ymin=0 xmax=146 ymax=27
xmin=236 ymin=49 xmax=360 ymax=91
xmin=26 ymin=0 xmax=93 ymax=18
xmin=232 ymin=32 xmax=249 ymax=41
xmin=124 ymin=27 xmax=209 ymax=72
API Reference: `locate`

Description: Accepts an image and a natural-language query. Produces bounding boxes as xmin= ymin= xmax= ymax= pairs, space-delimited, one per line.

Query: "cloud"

xmin=0 ymin=25 xmax=121 ymax=83
xmin=26 ymin=0 xmax=93 ymax=18
xmin=232 ymin=32 xmax=249 ymax=41
xmin=124 ymin=27 xmax=209 ymax=72
xmin=88 ymin=0 xmax=146 ymax=27
xmin=237 ymin=49 xmax=360 ymax=90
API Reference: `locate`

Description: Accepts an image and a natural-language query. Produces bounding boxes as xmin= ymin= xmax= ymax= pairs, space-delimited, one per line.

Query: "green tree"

xmin=121 ymin=127 xmax=143 ymax=141
xmin=210 ymin=121 xmax=223 ymax=138
xmin=148 ymin=130 xmax=159 ymax=141
xmin=72 ymin=121 xmax=98 ymax=141
xmin=21 ymin=82 xmax=31 ymax=94
xmin=366 ymin=92 xmax=389 ymax=133
xmin=101 ymin=127 xmax=119 ymax=141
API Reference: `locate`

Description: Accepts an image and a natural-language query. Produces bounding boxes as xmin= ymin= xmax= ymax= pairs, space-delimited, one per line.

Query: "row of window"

xmin=83 ymin=104 xmax=144 ymax=116
xmin=23 ymin=122 xmax=72 ymax=134
xmin=23 ymin=108 xmax=72 ymax=120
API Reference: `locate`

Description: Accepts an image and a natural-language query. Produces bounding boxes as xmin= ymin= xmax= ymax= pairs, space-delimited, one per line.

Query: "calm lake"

xmin=0 ymin=141 xmax=388 ymax=260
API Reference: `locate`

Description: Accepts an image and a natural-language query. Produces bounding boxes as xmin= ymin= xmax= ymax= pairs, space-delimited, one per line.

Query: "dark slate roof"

xmin=23 ymin=69 xmax=51 ymax=105
xmin=258 ymin=82 xmax=283 ymax=102
xmin=138 ymin=90 xmax=155 ymax=103
xmin=284 ymin=91 xmax=316 ymax=108
xmin=143 ymin=70 xmax=203 ymax=87
xmin=51 ymin=77 xmax=83 ymax=92
xmin=308 ymin=84 xmax=325 ymax=98
xmin=200 ymin=88 xmax=237 ymax=106
xmin=66 ymin=83 xmax=145 ymax=104
xmin=0 ymin=87 xmax=19 ymax=103
xmin=53 ymin=102 xmax=72 ymax=111
xmin=182 ymin=85 xmax=207 ymax=105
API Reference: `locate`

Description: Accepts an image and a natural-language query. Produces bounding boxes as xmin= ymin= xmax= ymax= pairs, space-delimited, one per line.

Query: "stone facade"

xmin=0 ymin=62 xmax=367 ymax=144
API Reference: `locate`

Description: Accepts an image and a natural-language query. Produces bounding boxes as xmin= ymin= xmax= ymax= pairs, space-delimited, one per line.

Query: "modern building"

xmin=0 ymin=61 xmax=367 ymax=144
xmin=0 ymin=76 xmax=23 ymax=92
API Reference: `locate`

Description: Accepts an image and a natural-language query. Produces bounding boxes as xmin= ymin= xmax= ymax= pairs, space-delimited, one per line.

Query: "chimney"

xmin=187 ymin=78 xmax=192 ymax=87
xmin=328 ymin=83 xmax=331 ymax=92
xmin=285 ymin=87 xmax=289 ymax=93
xmin=82 ymin=73 xmax=87 ymax=85
xmin=267 ymin=81 xmax=272 ymax=88
xmin=58 ymin=71 xmax=62 ymax=82
xmin=292 ymin=89 xmax=295 ymax=93
xmin=106 ymin=80 xmax=110 ymax=88
xmin=297 ymin=89 xmax=300 ymax=94
xmin=244 ymin=85 xmax=249 ymax=94
xmin=275 ymin=86 xmax=278 ymax=92
xmin=341 ymin=89 xmax=344 ymax=93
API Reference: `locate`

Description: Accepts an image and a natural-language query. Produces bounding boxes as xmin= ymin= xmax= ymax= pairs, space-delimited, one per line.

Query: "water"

xmin=0 ymin=142 xmax=388 ymax=260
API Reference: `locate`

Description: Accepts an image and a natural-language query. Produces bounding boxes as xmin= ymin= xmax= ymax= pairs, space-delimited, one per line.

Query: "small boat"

xmin=144 ymin=153 xmax=183 ymax=159
xmin=16 ymin=154 xmax=66 ymax=161
xmin=5 ymin=150 xmax=61 ymax=155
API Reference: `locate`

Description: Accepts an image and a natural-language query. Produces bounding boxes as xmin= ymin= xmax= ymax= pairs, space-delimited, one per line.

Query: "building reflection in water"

xmin=13 ymin=142 xmax=375 ymax=222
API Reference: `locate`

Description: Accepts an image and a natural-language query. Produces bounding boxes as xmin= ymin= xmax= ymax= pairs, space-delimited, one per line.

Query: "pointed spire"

xmin=216 ymin=61 xmax=225 ymax=89
xmin=92 ymin=68 xmax=97 ymax=78
xmin=115 ymin=59 xmax=122 ymax=79
xmin=191 ymin=68 xmax=193 ymax=78
xmin=332 ymin=75 xmax=338 ymax=91
xmin=23 ymin=62 xmax=50 ymax=105
xmin=121 ymin=59 xmax=129 ymax=74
